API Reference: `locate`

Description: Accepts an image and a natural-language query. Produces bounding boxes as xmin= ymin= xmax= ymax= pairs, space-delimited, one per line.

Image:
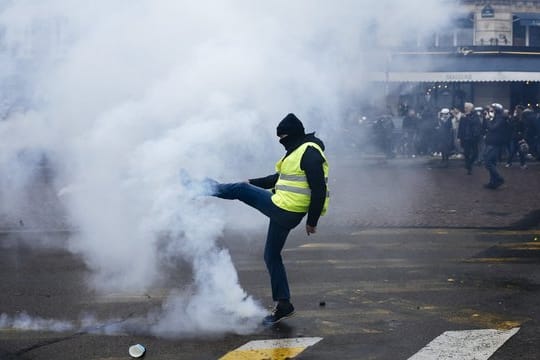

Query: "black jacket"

xmin=485 ymin=113 xmax=508 ymax=146
xmin=249 ymin=133 xmax=327 ymax=227
xmin=522 ymin=110 xmax=538 ymax=141
xmin=402 ymin=115 xmax=418 ymax=131
xmin=458 ymin=112 xmax=482 ymax=141
xmin=508 ymin=117 xmax=525 ymax=141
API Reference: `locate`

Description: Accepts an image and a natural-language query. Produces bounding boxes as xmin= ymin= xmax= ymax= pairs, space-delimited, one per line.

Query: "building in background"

xmin=376 ymin=0 xmax=540 ymax=114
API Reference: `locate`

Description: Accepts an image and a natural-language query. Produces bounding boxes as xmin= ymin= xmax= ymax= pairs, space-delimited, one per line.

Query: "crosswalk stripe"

xmin=407 ymin=328 xmax=520 ymax=360
xmin=219 ymin=337 xmax=322 ymax=360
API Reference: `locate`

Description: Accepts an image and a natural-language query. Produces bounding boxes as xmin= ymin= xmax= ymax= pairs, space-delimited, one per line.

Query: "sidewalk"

xmin=326 ymin=155 xmax=540 ymax=229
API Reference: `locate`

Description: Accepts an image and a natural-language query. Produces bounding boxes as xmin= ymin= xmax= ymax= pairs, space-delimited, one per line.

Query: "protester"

xmin=458 ymin=102 xmax=483 ymax=174
xmin=523 ymin=108 xmax=538 ymax=160
xmin=505 ymin=105 xmax=527 ymax=169
xmin=417 ymin=108 xmax=438 ymax=156
xmin=436 ymin=108 xmax=454 ymax=167
xmin=401 ymin=109 xmax=418 ymax=157
xmin=451 ymin=107 xmax=463 ymax=156
xmin=183 ymin=113 xmax=329 ymax=326
xmin=483 ymin=104 xmax=507 ymax=189
xmin=373 ymin=115 xmax=395 ymax=159
xmin=501 ymin=108 xmax=513 ymax=162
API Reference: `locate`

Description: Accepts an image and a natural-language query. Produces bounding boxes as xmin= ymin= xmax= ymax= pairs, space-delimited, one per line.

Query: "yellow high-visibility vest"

xmin=271 ymin=142 xmax=329 ymax=214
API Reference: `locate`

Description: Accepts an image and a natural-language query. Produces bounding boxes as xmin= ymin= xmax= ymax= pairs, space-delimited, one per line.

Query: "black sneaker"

xmin=493 ymin=179 xmax=505 ymax=188
xmin=484 ymin=179 xmax=504 ymax=190
xmin=262 ymin=303 xmax=295 ymax=326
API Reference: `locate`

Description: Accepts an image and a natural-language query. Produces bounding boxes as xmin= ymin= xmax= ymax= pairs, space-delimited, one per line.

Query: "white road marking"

xmin=407 ymin=328 xmax=520 ymax=360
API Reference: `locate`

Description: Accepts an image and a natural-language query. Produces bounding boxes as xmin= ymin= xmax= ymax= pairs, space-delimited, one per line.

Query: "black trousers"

xmin=462 ymin=139 xmax=479 ymax=171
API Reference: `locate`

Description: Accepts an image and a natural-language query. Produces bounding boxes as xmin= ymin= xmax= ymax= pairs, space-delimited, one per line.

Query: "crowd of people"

xmin=400 ymin=105 xmax=538 ymax=161
xmin=359 ymin=102 xmax=540 ymax=189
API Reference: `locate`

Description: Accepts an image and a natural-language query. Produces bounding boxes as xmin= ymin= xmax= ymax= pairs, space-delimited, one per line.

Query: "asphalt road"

xmin=0 ymin=156 xmax=539 ymax=359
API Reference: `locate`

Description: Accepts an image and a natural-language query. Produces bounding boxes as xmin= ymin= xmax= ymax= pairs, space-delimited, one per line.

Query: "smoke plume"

xmin=0 ymin=1 xmax=454 ymax=336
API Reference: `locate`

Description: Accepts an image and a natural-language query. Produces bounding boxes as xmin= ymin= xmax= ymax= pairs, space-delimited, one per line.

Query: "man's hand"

xmin=306 ymin=224 xmax=317 ymax=235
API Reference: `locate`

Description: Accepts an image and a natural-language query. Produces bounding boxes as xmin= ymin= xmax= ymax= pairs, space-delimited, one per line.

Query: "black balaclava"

xmin=276 ymin=113 xmax=305 ymax=150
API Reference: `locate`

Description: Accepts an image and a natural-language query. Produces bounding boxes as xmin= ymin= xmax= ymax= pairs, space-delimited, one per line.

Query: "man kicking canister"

xmin=186 ymin=113 xmax=329 ymax=325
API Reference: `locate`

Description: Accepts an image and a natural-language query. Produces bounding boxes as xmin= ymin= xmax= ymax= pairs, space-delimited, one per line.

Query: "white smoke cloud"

xmin=0 ymin=0 xmax=455 ymax=337
xmin=0 ymin=312 xmax=74 ymax=332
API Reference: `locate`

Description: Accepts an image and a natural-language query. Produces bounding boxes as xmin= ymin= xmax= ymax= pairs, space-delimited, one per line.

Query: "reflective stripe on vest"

xmin=278 ymin=174 xmax=329 ymax=183
xmin=271 ymin=142 xmax=330 ymax=214
xmin=275 ymin=184 xmax=331 ymax=197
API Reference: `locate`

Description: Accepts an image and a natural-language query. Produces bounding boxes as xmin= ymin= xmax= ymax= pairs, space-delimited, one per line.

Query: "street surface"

xmin=1 ymin=155 xmax=539 ymax=359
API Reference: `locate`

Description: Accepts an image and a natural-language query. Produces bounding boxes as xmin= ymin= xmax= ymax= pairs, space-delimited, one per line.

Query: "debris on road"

xmin=129 ymin=344 xmax=146 ymax=358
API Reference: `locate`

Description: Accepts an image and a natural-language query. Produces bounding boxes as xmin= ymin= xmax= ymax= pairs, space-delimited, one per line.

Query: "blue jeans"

xmin=211 ymin=182 xmax=305 ymax=301
xmin=483 ymin=145 xmax=504 ymax=185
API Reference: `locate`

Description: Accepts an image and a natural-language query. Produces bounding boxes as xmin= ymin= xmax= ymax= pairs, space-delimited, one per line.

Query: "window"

xmin=512 ymin=15 xmax=540 ymax=47
xmin=455 ymin=14 xmax=474 ymax=47
xmin=513 ymin=18 xmax=527 ymax=46
xmin=530 ymin=26 xmax=540 ymax=46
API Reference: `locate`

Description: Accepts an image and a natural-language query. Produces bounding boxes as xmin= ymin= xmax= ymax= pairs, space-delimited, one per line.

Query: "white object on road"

xmin=129 ymin=344 xmax=146 ymax=358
